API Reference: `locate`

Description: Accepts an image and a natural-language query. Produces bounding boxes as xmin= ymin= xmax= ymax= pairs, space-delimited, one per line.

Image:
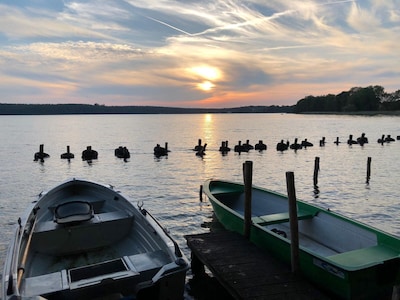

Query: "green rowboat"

xmin=203 ymin=179 xmax=400 ymax=299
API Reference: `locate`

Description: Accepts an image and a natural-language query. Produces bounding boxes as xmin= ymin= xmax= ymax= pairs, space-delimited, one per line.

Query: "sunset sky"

xmin=0 ymin=0 xmax=399 ymax=108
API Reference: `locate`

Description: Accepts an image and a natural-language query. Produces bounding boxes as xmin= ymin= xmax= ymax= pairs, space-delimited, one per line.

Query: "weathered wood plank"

xmin=186 ymin=230 xmax=331 ymax=300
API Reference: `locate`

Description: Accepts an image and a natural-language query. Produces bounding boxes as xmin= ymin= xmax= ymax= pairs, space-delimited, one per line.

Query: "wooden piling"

xmin=199 ymin=185 xmax=203 ymax=202
xmin=34 ymin=144 xmax=49 ymax=161
xmin=286 ymin=171 xmax=300 ymax=274
xmin=366 ymin=157 xmax=372 ymax=184
xmin=243 ymin=161 xmax=253 ymax=239
xmin=313 ymin=157 xmax=320 ymax=187
xmin=380 ymin=134 xmax=385 ymax=145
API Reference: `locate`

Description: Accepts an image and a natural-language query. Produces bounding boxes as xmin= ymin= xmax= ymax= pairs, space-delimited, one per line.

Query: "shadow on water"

xmin=185 ymin=275 xmax=234 ymax=300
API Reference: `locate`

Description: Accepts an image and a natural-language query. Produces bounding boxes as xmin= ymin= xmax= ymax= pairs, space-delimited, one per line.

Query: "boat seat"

xmin=128 ymin=250 xmax=170 ymax=273
xmin=54 ymin=201 xmax=94 ymax=224
xmin=48 ymin=200 xmax=105 ymax=214
xmin=22 ymin=257 xmax=140 ymax=297
xmin=326 ymin=245 xmax=399 ymax=269
xmin=252 ymin=210 xmax=315 ymax=225
xmin=32 ymin=211 xmax=134 ymax=255
xmin=21 ymin=270 xmax=69 ymax=297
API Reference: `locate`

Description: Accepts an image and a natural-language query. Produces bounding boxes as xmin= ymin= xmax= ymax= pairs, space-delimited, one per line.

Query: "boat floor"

xmin=263 ymin=222 xmax=339 ymax=257
xmin=22 ymin=248 xmax=171 ymax=298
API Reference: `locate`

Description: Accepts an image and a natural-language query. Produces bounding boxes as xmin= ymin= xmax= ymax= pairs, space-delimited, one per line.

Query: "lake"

xmin=1 ymin=113 xmax=399 ymax=295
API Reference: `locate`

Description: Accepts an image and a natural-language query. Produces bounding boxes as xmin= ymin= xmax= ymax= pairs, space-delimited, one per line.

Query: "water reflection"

xmin=313 ymin=184 xmax=320 ymax=199
xmin=2 ymin=113 xmax=400 ymax=273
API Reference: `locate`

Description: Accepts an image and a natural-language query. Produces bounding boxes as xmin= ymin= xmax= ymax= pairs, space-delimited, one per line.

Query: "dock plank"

xmin=185 ymin=230 xmax=331 ymax=300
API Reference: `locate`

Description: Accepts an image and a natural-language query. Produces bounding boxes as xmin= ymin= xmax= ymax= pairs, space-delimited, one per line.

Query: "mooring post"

xmin=199 ymin=185 xmax=203 ymax=202
xmin=366 ymin=157 xmax=372 ymax=184
xmin=313 ymin=157 xmax=320 ymax=187
xmin=286 ymin=171 xmax=300 ymax=275
xmin=243 ymin=161 xmax=253 ymax=239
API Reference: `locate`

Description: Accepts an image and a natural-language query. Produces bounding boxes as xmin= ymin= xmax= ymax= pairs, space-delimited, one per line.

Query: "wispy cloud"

xmin=0 ymin=0 xmax=399 ymax=107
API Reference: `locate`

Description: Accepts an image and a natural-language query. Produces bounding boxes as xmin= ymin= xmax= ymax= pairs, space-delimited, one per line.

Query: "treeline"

xmin=0 ymin=103 xmax=293 ymax=115
xmin=2 ymin=85 xmax=399 ymax=115
xmin=295 ymin=85 xmax=400 ymax=113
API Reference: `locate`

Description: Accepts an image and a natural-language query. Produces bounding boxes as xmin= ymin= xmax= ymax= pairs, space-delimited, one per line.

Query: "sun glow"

xmin=188 ymin=66 xmax=221 ymax=91
xmin=191 ymin=66 xmax=220 ymax=81
xmin=198 ymin=81 xmax=214 ymax=91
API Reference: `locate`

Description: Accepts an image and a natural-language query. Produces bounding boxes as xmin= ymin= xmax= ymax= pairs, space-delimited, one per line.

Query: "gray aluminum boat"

xmin=2 ymin=178 xmax=188 ymax=300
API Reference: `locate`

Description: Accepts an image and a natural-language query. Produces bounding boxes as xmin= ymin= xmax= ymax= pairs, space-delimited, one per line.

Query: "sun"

xmin=188 ymin=65 xmax=221 ymax=91
xmin=198 ymin=81 xmax=215 ymax=91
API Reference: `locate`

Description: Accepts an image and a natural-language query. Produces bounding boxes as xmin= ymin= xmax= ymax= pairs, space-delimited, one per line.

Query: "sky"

xmin=0 ymin=0 xmax=399 ymax=108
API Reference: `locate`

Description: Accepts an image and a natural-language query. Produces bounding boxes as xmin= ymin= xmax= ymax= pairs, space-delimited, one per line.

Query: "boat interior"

xmin=18 ymin=192 xmax=179 ymax=299
xmin=215 ymin=189 xmax=400 ymax=269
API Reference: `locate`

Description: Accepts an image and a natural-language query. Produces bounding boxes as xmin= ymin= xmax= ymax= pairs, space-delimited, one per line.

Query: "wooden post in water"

xmin=243 ymin=161 xmax=253 ymax=239
xmin=286 ymin=171 xmax=300 ymax=275
xmin=199 ymin=185 xmax=203 ymax=202
xmin=313 ymin=157 xmax=320 ymax=187
xmin=366 ymin=157 xmax=372 ymax=184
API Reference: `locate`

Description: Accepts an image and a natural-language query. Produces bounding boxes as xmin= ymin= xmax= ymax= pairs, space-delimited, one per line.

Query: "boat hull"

xmin=2 ymin=178 xmax=188 ymax=300
xmin=204 ymin=180 xmax=400 ymax=300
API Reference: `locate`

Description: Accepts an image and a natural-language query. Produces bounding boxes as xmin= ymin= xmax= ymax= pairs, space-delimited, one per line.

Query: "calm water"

xmin=1 ymin=113 xmax=400 ymax=292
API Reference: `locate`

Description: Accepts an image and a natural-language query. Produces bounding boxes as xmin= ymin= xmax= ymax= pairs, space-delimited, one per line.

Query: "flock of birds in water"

xmin=33 ymin=133 xmax=399 ymax=162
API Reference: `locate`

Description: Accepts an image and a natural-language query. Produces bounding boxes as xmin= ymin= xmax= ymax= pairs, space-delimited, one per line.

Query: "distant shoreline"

xmin=0 ymin=103 xmax=294 ymax=115
xmin=1 ymin=103 xmax=399 ymax=116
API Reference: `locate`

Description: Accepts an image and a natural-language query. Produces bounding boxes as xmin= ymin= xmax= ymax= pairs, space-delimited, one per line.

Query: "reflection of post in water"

xmin=313 ymin=185 xmax=320 ymax=199
xmin=313 ymin=157 xmax=320 ymax=199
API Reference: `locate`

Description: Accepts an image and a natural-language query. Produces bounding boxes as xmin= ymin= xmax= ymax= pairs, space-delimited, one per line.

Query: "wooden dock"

xmin=185 ymin=229 xmax=331 ymax=300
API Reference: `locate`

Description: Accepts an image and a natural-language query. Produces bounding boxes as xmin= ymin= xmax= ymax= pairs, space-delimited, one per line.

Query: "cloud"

xmin=0 ymin=0 xmax=399 ymax=107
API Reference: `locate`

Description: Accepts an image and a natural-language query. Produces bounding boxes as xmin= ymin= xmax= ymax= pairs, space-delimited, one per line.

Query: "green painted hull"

xmin=204 ymin=180 xmax=400 ymax=299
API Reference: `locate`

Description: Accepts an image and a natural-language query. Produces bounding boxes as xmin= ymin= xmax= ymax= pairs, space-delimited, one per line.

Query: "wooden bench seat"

xmin=32 ymin=211 xmax=134 ymax=255
xmin=252 ymin=210 xmax=315 ymax=225
xmin=23 ymin=256 xmax=139 ymax=297
xmin=326 ymin=245 xmax=398 ymax=269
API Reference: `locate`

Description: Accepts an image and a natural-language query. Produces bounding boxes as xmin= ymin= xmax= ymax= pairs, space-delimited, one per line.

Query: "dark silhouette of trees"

xmin=1 ymin=85 xmax=398 ymax=115
xmin=294 ymin=85 xmax=399 ymax=113
xmin=380 ymin=89 xmax=400 ymax=111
